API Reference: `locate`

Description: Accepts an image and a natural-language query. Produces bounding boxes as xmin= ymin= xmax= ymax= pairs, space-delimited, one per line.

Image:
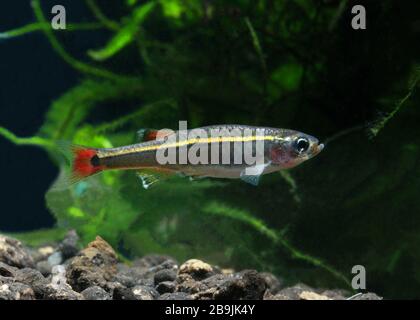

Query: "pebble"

xmin=178 ymin=259 xmax=214 ymax=280
xmin=158 ymin=292 xmax=193 ymax=300
xmin=66 ymin=236 xmax=118 ymax=292
xmin=132 ymin=285 xmax=159 ymax=300
xmin=0 ymin=235 xmax=34 ymax=268
xmin=156 ymin=281 xmax=176 ymax=294
xmin=81 ymin=286 xmax=112 ymax=300
xmin=0 ymin=234 xmax=385 ymax=300
xmin=154 ymin=269 xmax=177 ymax=285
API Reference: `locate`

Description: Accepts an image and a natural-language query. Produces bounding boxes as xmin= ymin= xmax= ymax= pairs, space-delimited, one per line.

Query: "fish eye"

xmin=294 ymin=137 xmax=310 ymax=153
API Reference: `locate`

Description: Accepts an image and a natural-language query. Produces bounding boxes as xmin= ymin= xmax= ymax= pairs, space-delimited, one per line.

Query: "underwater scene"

xmin=0 ymin=0 xmax=419 ymax=301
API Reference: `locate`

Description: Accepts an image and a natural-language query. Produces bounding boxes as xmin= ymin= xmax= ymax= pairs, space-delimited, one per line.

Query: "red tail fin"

xmin=71 ymin=146 xmax=104 ymax=182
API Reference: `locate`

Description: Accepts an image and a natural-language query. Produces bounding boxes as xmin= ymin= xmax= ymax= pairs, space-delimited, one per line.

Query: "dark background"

xmin=0 ymin=1 xmax=103 ymax=230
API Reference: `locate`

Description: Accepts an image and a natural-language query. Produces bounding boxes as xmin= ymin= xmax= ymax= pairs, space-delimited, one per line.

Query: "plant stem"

xmin=85 ymin=0 xmax=120 ymax=31
xmin=0 ymin=126 xmax=53 ymax=149
xmin=0 ymin=22 xmax=102 ymax=39
xmin=31 ymin=0 xmax=132 ymax=82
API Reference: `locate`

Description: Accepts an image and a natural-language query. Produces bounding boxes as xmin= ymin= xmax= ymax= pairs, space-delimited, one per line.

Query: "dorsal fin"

xmin=137 ymin=128 xmax=175 ymax=142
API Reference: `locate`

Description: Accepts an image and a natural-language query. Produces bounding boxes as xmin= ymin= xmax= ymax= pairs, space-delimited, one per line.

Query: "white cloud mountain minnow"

xmin=65 ymin=125 xmax=324 ymax=188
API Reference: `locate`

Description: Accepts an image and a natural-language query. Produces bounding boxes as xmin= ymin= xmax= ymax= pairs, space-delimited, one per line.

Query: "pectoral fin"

xmin=239 ymin=162 xmax=271 ymax=186
xmin=240 ymin=174 xmax=261 ymax=186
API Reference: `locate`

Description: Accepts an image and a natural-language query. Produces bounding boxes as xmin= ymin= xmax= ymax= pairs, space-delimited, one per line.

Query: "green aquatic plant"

xmin=0 ymin=22 xmax=101 ymax=39
xmin=0 ymin=0 xmax=350 ymax=287
xmin=369 ymin=67 xmax=420 ymax=138
xmin=88 ymin=1 xmax=157 ymax=61
xmin=203 ymin=202 xmax=350 ymax=287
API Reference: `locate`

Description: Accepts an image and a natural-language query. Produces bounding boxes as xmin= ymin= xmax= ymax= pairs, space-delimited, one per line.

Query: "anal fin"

xmin=136 ymin=168 xmax=175 ymax=189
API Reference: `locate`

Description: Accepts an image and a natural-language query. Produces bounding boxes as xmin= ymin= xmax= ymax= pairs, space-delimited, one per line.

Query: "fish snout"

xmin=317 ymin=143 xmax=324 ymax=152
xmin=310 ymin=142 xmax=324 ymax=156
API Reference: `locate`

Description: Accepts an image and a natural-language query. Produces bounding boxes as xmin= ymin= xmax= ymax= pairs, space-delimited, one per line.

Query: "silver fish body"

xmin=94 ymin=125 xmax=324 ymax=181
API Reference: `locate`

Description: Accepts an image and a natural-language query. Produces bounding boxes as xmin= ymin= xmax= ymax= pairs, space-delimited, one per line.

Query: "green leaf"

xmin=88 ymin=2 xmax=157 ymax=61
xmin=39 ymin=79 xmax=142 ymax=140
xmin=159 ymin=0 xmax=204 ymax=21
xmin=5 ymin=228 xmax=67 ymax=247
xmin=88 ymin=27 xmax=135 ymax=61
xmin=127 ymin=0 xmax=138 ymax=6
xmin=160 ymin=0 xmax=183 ymax=18
xmin=68 ymin=207 xmax=86 ymax=218
xmin=46 ymin=174 xmax=139 ymax=246
xmin=270 ymin=63 xmax=303 ymax=92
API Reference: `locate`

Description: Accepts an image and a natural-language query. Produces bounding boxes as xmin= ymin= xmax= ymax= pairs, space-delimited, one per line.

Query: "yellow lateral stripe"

xmin=99 ymin=135 xmax=277 ymax=157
